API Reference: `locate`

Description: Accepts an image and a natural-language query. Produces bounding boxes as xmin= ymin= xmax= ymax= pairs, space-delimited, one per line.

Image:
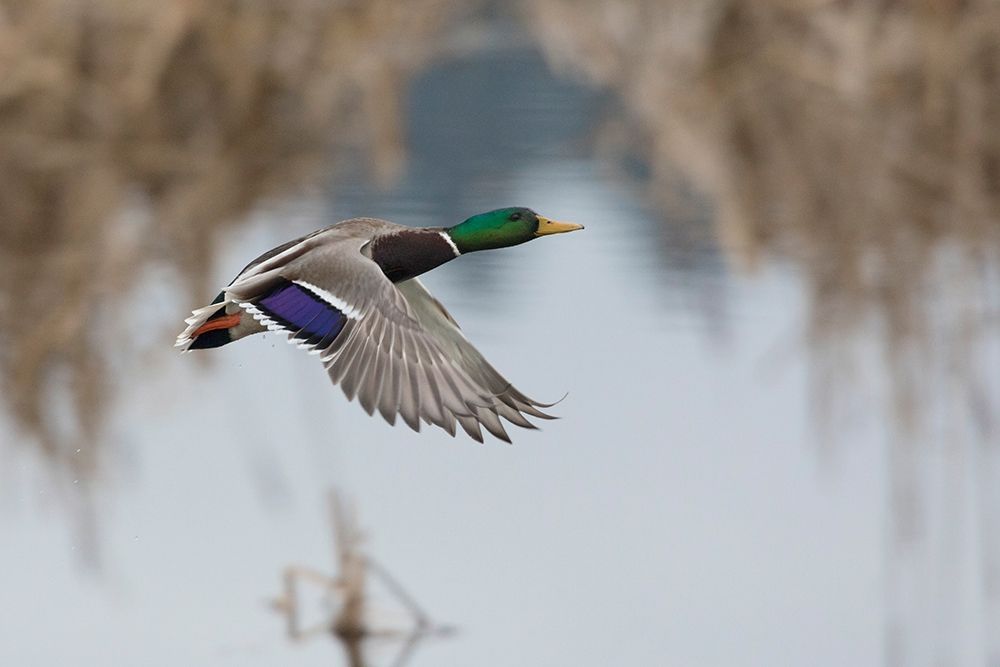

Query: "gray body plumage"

xmin=176 ymin=218 xmax=556 ymax=442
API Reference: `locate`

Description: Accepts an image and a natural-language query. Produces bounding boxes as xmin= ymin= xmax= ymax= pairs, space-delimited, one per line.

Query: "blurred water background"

xmin=2 ymin=1 xmax=999 ymax=666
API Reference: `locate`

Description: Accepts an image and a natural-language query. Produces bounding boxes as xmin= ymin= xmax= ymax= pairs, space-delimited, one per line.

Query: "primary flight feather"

xmin=176 ymin=207 xmax=583 ymax=443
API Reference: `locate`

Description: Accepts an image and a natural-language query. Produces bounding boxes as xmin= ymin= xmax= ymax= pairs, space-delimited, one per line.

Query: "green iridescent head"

xmin=446 ymin=207 xmax=583 ymax=254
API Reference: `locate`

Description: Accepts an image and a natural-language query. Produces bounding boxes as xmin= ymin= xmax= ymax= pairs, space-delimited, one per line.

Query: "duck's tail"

xmin=175 ymin=292 xmax=241 ymax=351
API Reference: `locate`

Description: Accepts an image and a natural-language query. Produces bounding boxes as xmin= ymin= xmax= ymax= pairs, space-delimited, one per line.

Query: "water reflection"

xmin=272 ymin=492 xmax=454 ymax=667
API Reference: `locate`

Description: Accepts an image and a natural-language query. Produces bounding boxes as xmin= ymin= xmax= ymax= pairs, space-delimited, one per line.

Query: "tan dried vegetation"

xmin=527 ymin=0 xmax=1000 ymax=435
xmin=0 ymin=0 xmax=463 ymax=478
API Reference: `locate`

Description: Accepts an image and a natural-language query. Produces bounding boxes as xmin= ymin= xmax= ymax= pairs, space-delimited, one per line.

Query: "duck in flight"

xmin=176 ymin=208 xmax=583 ymax=443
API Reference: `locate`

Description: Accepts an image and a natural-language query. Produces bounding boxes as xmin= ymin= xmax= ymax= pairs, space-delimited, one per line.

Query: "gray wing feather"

xmin=475 ymin=406 xmax=512 ymax=444
xmin=455 ymin=413 xmax=485 ymax=443
xmin=397 ymin=353 xmax=422 ymax=432
xmin=376 ymin=328 xmax=401 ymax=425
xmin=357 ymin=317 xmax=389 ymax=416
xmin=396 ymin=278 xmax=560 ymax=427
xmin=340 ymin=332 xmax=374 ymax=402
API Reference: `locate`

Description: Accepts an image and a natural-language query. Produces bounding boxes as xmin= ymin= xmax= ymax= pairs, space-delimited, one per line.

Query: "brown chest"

xmin=369 ymin=230 xmax=458 ymax=283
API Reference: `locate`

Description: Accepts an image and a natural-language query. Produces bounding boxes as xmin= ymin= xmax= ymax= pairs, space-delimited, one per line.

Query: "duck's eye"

xmin=509 ymin=212 xmax=522 ymax=222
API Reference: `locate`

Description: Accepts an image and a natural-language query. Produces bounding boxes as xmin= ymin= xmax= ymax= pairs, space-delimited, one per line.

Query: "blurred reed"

xmin=272 ymin=491 xmax=453 ymax=667
xmin=0 ymin=0 xmax=467 ymax=481
xmin=525 ymin=4 xmax=1000 ymax=661
xmin=525 ymin=0 xmax=1000 ymax=437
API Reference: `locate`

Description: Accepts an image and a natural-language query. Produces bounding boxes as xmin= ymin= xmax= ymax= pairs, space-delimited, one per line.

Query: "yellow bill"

xmin=535 ymin=215 xmax=584 ymax=236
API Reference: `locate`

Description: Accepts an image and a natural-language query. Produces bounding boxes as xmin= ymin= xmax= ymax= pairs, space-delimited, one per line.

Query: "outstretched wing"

xmin=226 ymin=231 xmax=546 ymax=441
xmin=396 ymin=278 xmax=559 ymax=441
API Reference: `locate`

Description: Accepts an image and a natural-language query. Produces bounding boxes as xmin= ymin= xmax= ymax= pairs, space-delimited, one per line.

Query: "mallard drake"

xmin=176 ymin=207 xmax=583 ymax=443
